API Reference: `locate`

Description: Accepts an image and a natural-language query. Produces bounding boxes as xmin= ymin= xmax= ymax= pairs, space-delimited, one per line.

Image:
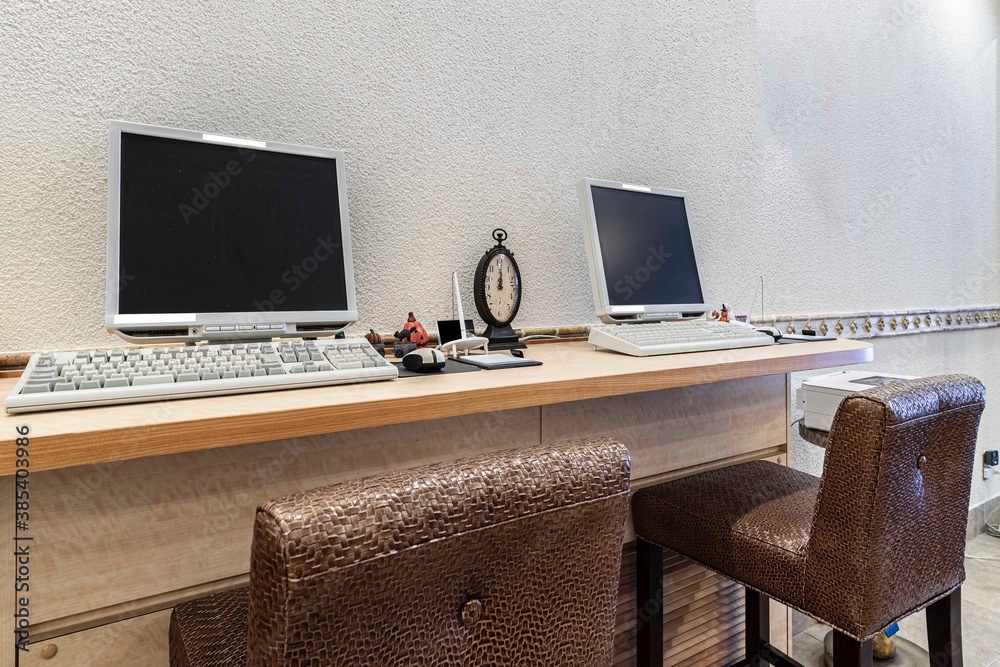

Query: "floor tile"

xmin=896 ymin=597 xmax=1000 ymax=666
xmin=793 ymin=609 xmax=813 ymax=636
xmin=966 ymin=533 xmax=1000 ymax=561
xmin=964 ymin=554 xmax=1000 ymax=612
xmin=804 ymin=622 xmax=830 ymax=643
xmin=793 ymin=631 xmax=827 ymax=667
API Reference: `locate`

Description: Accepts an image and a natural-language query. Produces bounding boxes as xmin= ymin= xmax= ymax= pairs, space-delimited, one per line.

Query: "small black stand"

xmin=482 ymin=324 xmax=526 ymax=350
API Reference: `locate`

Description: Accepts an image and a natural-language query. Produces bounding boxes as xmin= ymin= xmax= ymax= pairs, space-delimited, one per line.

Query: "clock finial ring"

xmin=492 ymin=228 xmax=507 ymax=244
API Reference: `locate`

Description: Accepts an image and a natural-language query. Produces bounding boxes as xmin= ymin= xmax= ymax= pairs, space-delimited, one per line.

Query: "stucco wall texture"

xmin=2 ymin=2 xmax=999 ymax=504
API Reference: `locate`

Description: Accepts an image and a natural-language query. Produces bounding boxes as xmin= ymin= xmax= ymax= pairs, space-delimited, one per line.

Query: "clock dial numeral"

xmin=479 ymin=250 xmax=519 ymax=326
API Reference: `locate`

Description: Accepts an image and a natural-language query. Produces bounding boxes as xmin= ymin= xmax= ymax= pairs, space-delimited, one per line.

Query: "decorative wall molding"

xmin=511 ymin=306 xmax=1000 ymax=342
xmin=748 ymin=306 xmax=1000 ymax=340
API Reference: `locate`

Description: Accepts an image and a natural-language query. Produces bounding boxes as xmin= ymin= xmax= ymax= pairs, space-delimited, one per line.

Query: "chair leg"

xmin=745 ymin=588 xmax=769 ymax=662
xmin=636 ymin=538 xmax=664 ymax=667
xmin=832 ymin=631 xmax=873 ymax=667
xmin=926 ymin=588 xmax=963 ymax=667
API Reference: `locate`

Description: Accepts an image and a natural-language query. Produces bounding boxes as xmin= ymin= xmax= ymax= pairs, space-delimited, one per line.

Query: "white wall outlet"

xmin=984 ymin=451 xmax=999 ymax=480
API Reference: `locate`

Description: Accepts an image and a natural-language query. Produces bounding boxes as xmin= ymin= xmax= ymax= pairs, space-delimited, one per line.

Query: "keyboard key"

xmin=25 ymin=378 xmax=56 ymax=390
xmin=133 ymin=374 xmax=176 ymax=386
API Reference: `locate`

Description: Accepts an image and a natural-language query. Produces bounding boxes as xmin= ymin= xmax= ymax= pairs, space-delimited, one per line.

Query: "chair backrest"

xmin=804 ymin=374 xmax=985 ymax=639
xmin=247 ymin=438 xmax=631 ymax=666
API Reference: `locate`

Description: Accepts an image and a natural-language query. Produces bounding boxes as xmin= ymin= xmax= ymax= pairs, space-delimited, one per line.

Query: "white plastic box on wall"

xmin=798 ymin=371 xmax=919 ymax=432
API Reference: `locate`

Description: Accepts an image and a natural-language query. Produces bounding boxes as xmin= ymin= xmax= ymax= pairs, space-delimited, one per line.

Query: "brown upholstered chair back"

xmin=804 ymin=374 xmax=985 ymax=639
xmin=247 ymin=438 xmax=631 ymax=666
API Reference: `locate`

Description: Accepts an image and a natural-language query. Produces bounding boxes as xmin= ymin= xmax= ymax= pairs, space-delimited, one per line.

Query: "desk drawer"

xmin=21 ymin=611 xmax=170 ymax=667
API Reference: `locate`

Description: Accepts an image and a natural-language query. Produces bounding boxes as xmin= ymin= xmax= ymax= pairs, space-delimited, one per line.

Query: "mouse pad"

xmin=390 ymin=358 xmax=483 ymax=379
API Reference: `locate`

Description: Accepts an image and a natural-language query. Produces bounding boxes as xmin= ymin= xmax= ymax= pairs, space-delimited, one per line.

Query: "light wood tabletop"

xmin=0 ymin=338 xmax=872 ymax=474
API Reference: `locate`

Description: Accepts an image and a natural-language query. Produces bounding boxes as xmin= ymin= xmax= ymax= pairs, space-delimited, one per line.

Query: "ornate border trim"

xmin=748 ymin=306 xmax=1000 ymax=339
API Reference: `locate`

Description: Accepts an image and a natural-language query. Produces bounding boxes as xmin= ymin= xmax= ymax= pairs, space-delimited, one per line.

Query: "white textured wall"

xmin=2 ymin=2 xmax=999 ymax=503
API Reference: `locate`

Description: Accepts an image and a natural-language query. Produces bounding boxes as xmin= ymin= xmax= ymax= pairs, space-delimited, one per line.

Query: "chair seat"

xmin=170 ymin=587 xmax=248 ymax=667
xmin=632 ymin=460 xmax=819 ymax=610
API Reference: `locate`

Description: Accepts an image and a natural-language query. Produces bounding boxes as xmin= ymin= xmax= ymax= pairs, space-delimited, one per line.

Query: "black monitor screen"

xmin=117 ymin=132 xmax=348 ymax=314
xmin=590 ymin=186 xmax=704 ymax=306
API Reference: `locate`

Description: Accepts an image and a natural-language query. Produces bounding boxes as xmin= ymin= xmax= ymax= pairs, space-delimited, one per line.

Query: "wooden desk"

xmin=0 ymin=339 xmax=872 ymax=666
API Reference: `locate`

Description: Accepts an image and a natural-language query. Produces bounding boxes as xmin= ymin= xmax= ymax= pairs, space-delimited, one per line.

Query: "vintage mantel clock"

xmin=473 ymin=228 xmax=525 ymax=350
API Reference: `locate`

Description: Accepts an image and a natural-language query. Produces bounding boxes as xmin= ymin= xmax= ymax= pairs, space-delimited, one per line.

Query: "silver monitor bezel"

xmin=106 ymin=120 xmax=358 ymax=343
xmin=577 ymin=178 xmax=710 ymax=324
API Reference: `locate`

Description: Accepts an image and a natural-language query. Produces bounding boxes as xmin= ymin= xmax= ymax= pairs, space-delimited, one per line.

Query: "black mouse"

xmin=402 ymin=348 xmax=447 ymax=372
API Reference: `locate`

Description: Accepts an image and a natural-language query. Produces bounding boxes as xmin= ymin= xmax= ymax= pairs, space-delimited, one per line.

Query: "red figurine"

xmin=394 ymin=312 xmax=430 ymax=348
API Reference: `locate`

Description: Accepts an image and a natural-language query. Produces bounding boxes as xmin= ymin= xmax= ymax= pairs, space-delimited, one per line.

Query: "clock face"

xmin=475 ymin=248 xmax=521 ymax=327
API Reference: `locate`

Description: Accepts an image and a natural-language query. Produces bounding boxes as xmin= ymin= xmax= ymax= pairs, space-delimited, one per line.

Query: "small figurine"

xmin=394 ymin=342 xmax=417 ymax=358
xmin=710 ymin=304 xmax=730 ymax=323
xmin=394 ymin=312 xmax=430 ymax=348
xmin=364 ymin=329 xmax=386 ymax=357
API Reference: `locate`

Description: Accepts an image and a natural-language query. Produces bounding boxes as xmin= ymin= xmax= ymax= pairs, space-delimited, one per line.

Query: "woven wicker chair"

xmin=632 ymin=375 xmax=985 ymax=667
xmin=169 ymin=437 xmax=631 ymax=666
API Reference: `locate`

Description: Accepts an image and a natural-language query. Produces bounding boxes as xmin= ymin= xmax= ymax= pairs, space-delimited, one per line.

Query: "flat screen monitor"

xmin=106 ymin=121 xmax=357 ymax=342
xmin=577 ymin=178 xmax=708 ymax=323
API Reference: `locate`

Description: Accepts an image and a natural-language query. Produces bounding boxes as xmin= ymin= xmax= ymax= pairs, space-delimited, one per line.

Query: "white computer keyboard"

xmin=588 ymin=320 xmax=775 ymax=357
xmin=5 ymin=338 xmax=397 ymax=414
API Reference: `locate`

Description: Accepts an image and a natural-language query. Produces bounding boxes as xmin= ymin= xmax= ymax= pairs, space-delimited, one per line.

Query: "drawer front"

xmin=21 ymin=611 xmax=170 ymax=667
